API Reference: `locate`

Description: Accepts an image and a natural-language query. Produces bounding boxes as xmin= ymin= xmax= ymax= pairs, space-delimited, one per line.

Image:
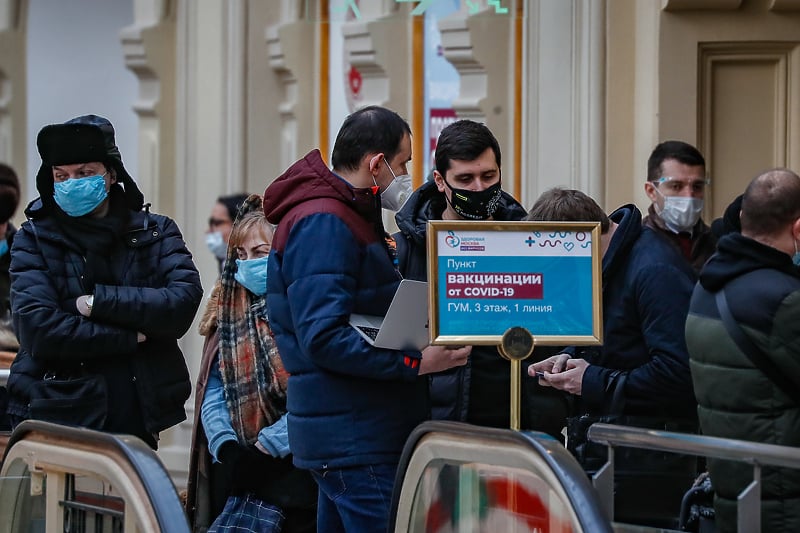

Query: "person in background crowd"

xmin=687 ymin=168 xmax=800 ymax=533
xmin=187 ymin=195 xmax=315 ymax=533
xmin=207 ymin=193 xmax=249 ymax=273
xmin=263 ymin=105 xmax=470 ymax=533
xmin=0 ymin=163 xmax=20 ymax=352
xmin=643 ymin=140 xmax=716 ymax=273
xmin=527 ymin=187 xmax=698 ymax=527
xmin=393 ymin=120 xmax=569 ymax=437
xmin=7 ymin=114 xmax=202 ymax=449
xmin=710 ymin=193 xmax=743 ymax=240
xmin=0 ymin=162 xmax=19 ymax=431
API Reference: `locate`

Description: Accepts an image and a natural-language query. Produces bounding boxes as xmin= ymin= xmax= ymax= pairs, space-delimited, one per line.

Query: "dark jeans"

xmin=310 ymin=463 xmax=397 ymax=533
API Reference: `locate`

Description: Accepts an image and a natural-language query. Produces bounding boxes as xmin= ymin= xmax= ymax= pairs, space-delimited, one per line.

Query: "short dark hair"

xmin=525 ymin=188 xmax=610 ymax=234
xmin=435 ymin=120 xmax=501 ymax=176
xmin=331 ymin=106 xmax=411 ymax=172
xmin=217 ymin=193 xmax=250 ymax=222
xmin=740 ymin=168 xmax=800 ymax=237
xmin=647 ymin=140 xmax=705 ymax=182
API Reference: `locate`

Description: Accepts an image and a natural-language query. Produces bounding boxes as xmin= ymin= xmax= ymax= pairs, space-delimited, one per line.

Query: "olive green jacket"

xmin=687 ymin=233 xmax=800 ymax=533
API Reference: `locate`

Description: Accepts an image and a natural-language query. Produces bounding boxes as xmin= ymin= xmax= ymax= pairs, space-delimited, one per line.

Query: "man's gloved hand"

xmin=218 ymin=441 xmax=276 ymax=494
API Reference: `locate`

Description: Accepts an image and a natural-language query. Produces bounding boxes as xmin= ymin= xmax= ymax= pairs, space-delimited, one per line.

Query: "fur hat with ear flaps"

xmin=35 ymin=114 xmax=144 ymax=212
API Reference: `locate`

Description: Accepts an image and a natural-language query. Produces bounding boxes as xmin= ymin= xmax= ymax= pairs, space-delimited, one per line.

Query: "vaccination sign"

xmin=426 ymin=221 xmax=603 ymax=346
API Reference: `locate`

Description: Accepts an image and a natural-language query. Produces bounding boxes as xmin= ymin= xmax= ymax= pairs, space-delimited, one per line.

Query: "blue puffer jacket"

xmin=8 ymin=197 xmax=203 ymax=436
xmin=578 ymin=204 xmax=697 ymax=417
xmin=263 ymin=150 xmax=427 ymax=470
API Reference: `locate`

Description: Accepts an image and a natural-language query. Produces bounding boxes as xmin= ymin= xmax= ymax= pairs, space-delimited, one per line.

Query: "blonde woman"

xmin=187 ymin=195 xmax=315 ymax=533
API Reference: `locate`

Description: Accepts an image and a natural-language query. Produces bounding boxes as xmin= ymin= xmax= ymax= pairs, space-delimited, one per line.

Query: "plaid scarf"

xmin=217 ymin=195 xmax=288 ymax=445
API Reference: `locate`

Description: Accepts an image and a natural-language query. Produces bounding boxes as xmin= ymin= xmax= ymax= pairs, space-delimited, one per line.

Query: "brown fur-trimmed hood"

xmin=198 ymin=281 xmax=221 ymax=337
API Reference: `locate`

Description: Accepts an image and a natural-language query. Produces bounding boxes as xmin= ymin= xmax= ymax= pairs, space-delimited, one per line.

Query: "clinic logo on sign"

xmin=445 ymin=231 xmax=460 ymax=248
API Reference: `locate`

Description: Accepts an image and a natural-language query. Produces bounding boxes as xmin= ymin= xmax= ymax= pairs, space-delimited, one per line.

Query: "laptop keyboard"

xmin=357 ymin=326 xmax=380 ymax=340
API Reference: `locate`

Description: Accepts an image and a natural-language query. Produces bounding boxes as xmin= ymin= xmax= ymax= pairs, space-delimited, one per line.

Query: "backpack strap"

xmin=715 ymin=289 xmax=800 ymax=405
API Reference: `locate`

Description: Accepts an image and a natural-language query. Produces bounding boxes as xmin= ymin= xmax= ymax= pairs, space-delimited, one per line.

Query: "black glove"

xmin=218 ymin=441 xmax=289 ymax=495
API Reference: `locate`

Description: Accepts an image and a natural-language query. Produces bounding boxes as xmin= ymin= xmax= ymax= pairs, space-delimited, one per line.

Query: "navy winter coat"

xmin=578 ymin=204 xmax=697 ymax=417
xmin=8 ymin=198 xmax=202 ymax=438
xmin=263 ymin=150 xmax=427 ymax=470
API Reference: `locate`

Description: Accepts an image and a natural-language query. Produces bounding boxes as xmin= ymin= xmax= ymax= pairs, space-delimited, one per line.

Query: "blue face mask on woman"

xmin=234 ymin=256 xmax=269 ymax=296
xmin=53 ymin=174 xmax=108 ymax=217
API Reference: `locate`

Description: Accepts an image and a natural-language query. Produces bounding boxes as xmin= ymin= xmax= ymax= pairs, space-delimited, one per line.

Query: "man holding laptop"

xmin=263 ymin=106 xmax=470 ymax=533
xmin=349 ymin=278 xmax=429 ymax=350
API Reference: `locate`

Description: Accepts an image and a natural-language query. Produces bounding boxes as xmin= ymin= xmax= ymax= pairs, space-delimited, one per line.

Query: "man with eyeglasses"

xmin=643 ymin=140 xmax=716 ymax=273
xmin=206 ymin=193 xmax=249 ymax=273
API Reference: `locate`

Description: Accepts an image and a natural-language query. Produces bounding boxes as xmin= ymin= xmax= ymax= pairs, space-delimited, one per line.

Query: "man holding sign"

xmin=393 ymin=120 xmax=566 ymax=433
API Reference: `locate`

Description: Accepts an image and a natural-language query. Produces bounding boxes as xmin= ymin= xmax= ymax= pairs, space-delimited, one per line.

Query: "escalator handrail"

xmin=1 ymin=419 xmax=190 ymax=533
xmin=587 ymin=422 xmax=800 ymax=469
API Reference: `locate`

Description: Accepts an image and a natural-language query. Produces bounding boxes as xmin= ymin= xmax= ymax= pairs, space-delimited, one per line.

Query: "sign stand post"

xmin=497 ymin=326 xmax=535 ymax=431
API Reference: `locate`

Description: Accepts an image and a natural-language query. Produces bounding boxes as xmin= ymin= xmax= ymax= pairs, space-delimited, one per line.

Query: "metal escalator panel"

xmin=0 ymin=455 xmax=44 ymax=533
xmin=0 ymin=420 xmax=189 ymax=533
xmin=391 ymin=421 xmax=613 ymax=533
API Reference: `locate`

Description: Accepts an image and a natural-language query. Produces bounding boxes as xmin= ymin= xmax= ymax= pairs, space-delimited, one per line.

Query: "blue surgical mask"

xmin=0 ymin=239 xmax=7 ymax=257
xmin=234 ymin=256 xmax=269 ymax=295
xmin=794 ymin=240 xmax=800 ymax=266
xmin=205 ymin=231 xmax=227 ymax=260
xmin=53 ymin=174 xmax=108 ymax=217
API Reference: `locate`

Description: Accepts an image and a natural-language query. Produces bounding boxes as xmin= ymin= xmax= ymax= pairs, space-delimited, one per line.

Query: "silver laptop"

xmin=349 ymin=279 xmax=430 ymax=350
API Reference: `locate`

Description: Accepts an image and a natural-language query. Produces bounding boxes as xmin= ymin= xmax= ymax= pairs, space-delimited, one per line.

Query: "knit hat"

xmin=0 ymin=163 xmax=19 ymax=222
xmin=35 ymin=114 xmax=144 ymax=211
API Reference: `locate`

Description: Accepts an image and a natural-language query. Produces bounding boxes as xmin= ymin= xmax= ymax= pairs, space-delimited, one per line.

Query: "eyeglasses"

xmin=208 ymin=217 xmax=231 ymax=228
xmin=655 ymin=176 xmax=710 ymax=194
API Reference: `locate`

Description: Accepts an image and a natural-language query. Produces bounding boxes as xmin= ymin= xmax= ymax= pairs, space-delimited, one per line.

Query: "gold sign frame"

xmin=425 ymin=220 xmax=603 ymax=347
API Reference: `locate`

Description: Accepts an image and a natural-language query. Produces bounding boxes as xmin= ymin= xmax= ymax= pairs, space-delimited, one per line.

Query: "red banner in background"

xmin=429 ymin=108 xmax=458 ymax=174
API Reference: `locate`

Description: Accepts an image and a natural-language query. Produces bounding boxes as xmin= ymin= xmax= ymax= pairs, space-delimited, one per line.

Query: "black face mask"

xmin=443 ymin=179 xmax=502 ymax=220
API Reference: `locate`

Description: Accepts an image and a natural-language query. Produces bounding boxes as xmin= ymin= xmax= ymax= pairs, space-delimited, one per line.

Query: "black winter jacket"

xmin=393 ymin=180 xmax=569 ymax=434
xmin=8 ymin=198 xmax=202 ymax=441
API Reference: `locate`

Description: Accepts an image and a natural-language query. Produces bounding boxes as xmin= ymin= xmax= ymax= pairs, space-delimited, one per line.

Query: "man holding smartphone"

xmin=525 ymin=187 xmax=697 ymax=528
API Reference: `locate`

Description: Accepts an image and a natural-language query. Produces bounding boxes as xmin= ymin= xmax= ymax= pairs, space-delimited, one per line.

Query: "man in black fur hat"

xmin=6 ymin=115 xmax=203 ymax=448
